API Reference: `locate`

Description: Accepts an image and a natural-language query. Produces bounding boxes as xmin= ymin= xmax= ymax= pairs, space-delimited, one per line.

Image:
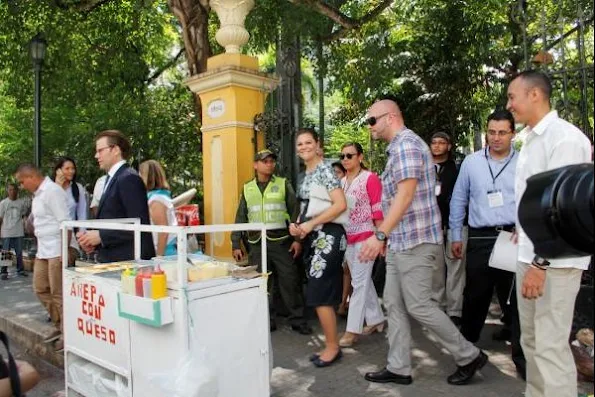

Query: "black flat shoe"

xmin=447 ymin=351 xmax=488 ymax=385
xmin=309 ymin=353 xmax=320 ymax=362
xmin=291 ymin=323 xmax=313 ymax=335
xmin=312 ymin=350 xmax=342 ymax=368
xmin=364 ymin=368 xmax=413 ymax=384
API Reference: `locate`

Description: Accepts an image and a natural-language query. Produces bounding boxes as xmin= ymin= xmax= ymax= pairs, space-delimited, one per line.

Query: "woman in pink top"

xmin=339 ymin=142 xmax=385 ymax=347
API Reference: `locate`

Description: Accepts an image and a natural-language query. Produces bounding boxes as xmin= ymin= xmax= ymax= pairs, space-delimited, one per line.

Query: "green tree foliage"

xmin=0 ymin=0 xmax=201 ymax=198
xmin=317 ymin=0 xmax=593 ymax=154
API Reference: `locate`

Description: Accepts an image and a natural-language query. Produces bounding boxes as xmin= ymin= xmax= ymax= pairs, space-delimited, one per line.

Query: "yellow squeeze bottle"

xmin=121 ymin=268 xmax=132 ymax=294
xmin=151 ymin=265 xmax=167 ymax=299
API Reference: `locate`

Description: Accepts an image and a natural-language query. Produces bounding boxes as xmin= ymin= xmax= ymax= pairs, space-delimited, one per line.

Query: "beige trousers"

xmin=385 ymin=244 xmax=479 ymax=375
xmin=33 ymin=257 xmax=63 ymax=332
xmin=432 ymin=227 xmax=468 ymax=317
xmin=516 ymin=261 xmax=582 ymax=397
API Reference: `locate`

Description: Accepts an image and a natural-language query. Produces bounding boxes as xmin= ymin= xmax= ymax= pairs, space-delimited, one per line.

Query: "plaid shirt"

xmin=381 ymin=128 xmax=443 ymax=251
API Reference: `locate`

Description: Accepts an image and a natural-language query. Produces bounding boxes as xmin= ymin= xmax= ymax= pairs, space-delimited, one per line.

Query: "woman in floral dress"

xmin=289 ymin=128 xmax=348 ymax=368
xmin=337 ymin=142 xmax=385 ymax=347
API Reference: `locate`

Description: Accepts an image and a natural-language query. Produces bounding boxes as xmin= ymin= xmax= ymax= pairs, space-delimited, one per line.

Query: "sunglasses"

xmin=365 ymin=112 xmax=390 ymax=126
xmin=339 ymin=153 xmax=358 ymax=160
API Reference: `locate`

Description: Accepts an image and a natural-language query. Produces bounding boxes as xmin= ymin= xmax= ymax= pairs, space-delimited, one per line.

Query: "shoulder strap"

xmin=0 ymin=331 xmax=22 ymax=396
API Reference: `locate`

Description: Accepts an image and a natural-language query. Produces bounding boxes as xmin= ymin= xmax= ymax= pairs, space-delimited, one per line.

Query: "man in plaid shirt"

xmin=359 ymin=98 xmax=487 ymax=386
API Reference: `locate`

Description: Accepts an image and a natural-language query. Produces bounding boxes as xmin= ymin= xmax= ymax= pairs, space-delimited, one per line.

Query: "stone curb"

xmin=0 ymin=306 xmax=64 ymax=368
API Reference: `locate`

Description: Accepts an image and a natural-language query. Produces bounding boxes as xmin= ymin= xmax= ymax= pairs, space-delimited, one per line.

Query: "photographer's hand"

xmin=521 ymin=266 xmax=546 ymax=299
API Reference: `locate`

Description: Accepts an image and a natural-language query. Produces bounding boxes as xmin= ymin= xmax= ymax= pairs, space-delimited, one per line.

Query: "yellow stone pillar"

xmin=185 ymin=0 xmax=278 ymax=258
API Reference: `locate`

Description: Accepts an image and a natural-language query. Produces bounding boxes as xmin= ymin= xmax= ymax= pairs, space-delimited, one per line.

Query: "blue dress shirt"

xmin=449 ymin=147 xmax=518 ymax=241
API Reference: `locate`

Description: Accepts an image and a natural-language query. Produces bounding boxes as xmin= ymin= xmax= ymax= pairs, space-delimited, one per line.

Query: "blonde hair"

xmin=139 ymin=160 xmax=170 ymax=191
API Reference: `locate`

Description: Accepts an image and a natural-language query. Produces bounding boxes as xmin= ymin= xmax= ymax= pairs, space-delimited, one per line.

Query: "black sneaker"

xmin=1 ymin=273 xmax=8 ymax=280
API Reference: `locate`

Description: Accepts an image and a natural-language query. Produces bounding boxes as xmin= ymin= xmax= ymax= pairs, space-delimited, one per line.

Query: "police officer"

xmin=231 ymin=149 xmax=312 ymax=335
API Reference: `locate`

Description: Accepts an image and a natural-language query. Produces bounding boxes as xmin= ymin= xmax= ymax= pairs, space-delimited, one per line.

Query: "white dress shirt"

xmin=103 ymin=160 xmax=126 ymax=193
xmin=32 ymin=177 xmax=71 ymax=259
xmin=90 ymin=175 xmax=107 ymax=209
xmin=515 ymin=110 xmax=591 ymax=269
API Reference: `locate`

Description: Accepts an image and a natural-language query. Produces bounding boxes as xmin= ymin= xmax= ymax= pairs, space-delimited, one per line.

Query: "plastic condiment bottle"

xmin=151 ymin=265 xmax=167 ymax=299
xmin=121 ymin=268 xmax=128 ymax=293
xmin=142 ymin=270 xmax=153 ymax=298
xmin=135 ymin=270 xmax=145 ymax=297
xmin=127 ymin=268 xmax=137 ymax=294
xmin=121 ymin=268 xmax=132 ymax=294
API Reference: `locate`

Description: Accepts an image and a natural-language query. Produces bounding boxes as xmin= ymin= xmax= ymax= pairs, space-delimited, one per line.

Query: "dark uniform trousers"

xmin=461 ymin=227 xmax=515 ymax=343
xmin=249 ymin=238 xmax=305 ymax=326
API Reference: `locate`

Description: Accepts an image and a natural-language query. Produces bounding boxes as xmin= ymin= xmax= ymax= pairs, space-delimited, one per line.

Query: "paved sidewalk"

xmin=1 ymin=275 xmax=592 ymax=396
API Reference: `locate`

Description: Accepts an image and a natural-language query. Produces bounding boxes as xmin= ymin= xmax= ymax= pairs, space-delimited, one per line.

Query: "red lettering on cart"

xmin=71 ymin=282 xmax=115 ymax=345
xmin=76 ymin=318 xmax=117 ymax=345
xmin=81 ymin=300 xmax=103 ymax=320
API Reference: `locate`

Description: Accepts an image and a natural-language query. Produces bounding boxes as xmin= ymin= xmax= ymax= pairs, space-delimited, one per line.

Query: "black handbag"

xmin=0 ymin=331 xmax=22 ymax=397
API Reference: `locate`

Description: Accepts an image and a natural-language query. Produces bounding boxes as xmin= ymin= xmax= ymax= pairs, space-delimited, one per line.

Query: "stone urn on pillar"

xmin=211 ymin=0 xmax=255 ymax=54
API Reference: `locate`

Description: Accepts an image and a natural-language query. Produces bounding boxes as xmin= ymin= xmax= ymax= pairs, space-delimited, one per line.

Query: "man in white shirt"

xmin=89 ymin=174 xmax=106 ymax=218
xmin=0 ymin=183 xmax=28 ymax=279
xmin=15 ymin=164 xmax=70 ymax=352
xmin=507 ymin=70 xmax=591 ymax=397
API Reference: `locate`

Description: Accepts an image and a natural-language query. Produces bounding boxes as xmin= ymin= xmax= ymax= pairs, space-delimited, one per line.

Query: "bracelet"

xmin=530 ymin=263 xmax=547 ymax=271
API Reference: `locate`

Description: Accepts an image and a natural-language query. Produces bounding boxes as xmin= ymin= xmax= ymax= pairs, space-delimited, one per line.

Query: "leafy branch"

xmin=287 ymin=0 xmax=394 ymax=42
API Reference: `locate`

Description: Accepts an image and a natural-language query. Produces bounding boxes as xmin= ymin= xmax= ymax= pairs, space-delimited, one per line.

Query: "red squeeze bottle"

xmin=135 ymin=271 xmax=144 ymax=297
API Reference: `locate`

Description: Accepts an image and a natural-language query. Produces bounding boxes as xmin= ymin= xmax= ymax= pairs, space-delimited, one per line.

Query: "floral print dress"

xmin=298 ymin=162 xmax=347 ymax=307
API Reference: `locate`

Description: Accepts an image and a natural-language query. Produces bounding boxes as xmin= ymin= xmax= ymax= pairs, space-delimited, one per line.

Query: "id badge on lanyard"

xmin=487 ymin=190 xmax=504 ymax=208
xmin=485 ymin=148 xmax=514 ymax=208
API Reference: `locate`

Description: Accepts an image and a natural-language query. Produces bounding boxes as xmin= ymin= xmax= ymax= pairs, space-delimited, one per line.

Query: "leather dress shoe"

xmin=312 ymin=350 xmax=342 ymax=368
xmin=447 ymin=351 xmax=488 ymax=385
xmin=291 ymin=323 xmax=313 ymax=335
xmin=365 ymin=368 xmax=413 ymax=385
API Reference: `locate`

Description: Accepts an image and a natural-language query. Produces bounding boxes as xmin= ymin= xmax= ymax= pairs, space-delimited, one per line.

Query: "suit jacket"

xmin=96 ymin=164 xmax=156 ymax=262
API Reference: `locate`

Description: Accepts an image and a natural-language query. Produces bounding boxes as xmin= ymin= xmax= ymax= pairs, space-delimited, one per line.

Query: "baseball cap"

xmin=431 ymin=131 xmax=452 ymax=143
xmin=254 ymin=149 xmax=277 ymax=161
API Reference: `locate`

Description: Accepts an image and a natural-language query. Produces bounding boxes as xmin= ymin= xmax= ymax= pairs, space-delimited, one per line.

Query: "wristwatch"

xmin=375 ymin=231 xmax=387 ymax=242
xmin=532 ymin=255 xmax=550 ymax=268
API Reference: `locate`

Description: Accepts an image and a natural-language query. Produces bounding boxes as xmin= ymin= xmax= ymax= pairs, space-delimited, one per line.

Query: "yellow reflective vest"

xmin=244 ymin=177 xmax=290 ymax=243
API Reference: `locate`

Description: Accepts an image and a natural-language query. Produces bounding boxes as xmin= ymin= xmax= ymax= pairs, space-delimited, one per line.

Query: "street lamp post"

xmin=29 ymin=33 xmax=47 ymax=169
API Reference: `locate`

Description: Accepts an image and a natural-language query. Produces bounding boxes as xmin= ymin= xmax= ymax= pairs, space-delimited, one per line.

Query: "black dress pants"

xmin=249 ymin=239 xmax=306 ymax=326
xmin=461 ymin=229 xmax=514 ymax=343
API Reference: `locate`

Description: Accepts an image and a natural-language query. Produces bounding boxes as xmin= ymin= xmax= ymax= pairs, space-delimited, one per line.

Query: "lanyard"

xmin=485 ymin=147 xmax=514 ymax=186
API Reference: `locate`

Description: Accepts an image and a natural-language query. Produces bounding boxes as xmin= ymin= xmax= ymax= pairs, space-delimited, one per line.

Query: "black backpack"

xmin=0 ymin=331 xmax=22 ymax=397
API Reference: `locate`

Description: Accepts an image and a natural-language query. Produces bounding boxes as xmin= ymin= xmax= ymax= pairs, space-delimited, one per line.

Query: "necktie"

xmin=102 ymin=175 xmax=111 ymax=193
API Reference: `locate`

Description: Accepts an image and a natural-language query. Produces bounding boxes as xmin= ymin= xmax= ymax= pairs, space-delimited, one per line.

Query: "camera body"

xmin=518 ymin=163 xmax=594 ymax=259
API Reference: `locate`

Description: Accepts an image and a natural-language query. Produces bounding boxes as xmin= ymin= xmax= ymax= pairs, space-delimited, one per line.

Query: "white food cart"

xmin=61 ymin=219 xmax=271 ymax=397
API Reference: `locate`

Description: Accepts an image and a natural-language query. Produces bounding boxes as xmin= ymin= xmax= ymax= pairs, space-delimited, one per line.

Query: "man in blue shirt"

xmin=449 ymin=109 xmax=525 ymax=377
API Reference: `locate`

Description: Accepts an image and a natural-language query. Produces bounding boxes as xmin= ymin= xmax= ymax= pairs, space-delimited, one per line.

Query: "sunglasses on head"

xmin=365 ymin=112 xmax=390 ymax=126
xmin=339 ymin=153 xmax=357 ymax=160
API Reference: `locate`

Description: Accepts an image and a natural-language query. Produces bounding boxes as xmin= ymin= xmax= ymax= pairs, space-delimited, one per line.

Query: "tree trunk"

xmin=168 ymin=0 xmax=211 ymax=117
